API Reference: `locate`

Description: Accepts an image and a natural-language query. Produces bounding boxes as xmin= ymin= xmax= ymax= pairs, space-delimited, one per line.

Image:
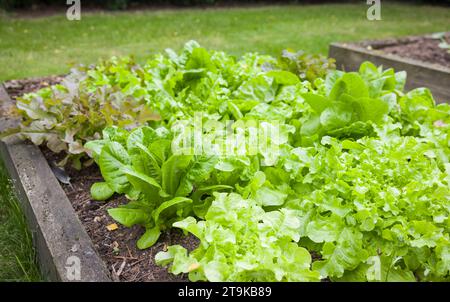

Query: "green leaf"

xmin=303 ymin=93 xmax=330 ymax=113
xmin=324 ymin=70 xmax=344 ymax=95
xmin=127 ymin=129 xmax=163 ymax=180
xmin=306 ymin=214 xmax=344 ymax=243
xmin=98 ymin=142 xmax=131 ymax=194
xmin=90 ymin=182 xmax=114 ymax=201
xmin=137 ymin=226 xmax=161 ymax=249
xmin=129 ymin=147 xmax=161 ymax=181
xmin=399 ymin=88 xmax=435 ymax=122
xmin=227 ymin=101 xmax=243 ymax=120
xmin=255 ymin=186 xmax=287 ymax=207
xmin=176 ymin=156 xmax=218 ymax=197
xmin=312 ymin=228 xmax=369 ymax=278
xmin=108 ymin=208 xmax=150 ymax=227
xmin=329 ymin=72 xmax=369 ymax=101
xmin=148 ymin=139 xmax=172 ymax=165
xmin=197 ymin=185 xmax=233 ymax=192
xmin=186 ymin=47 xmax=214 ymax=71
xmin=300 ymin=114 xmax=321 ymax=137
xmin=153 ymin=197 xmax=193 ymax=225
xmin=161 ymin=155 xmax=193 ymax=196
xmin=173 ymin=216 xmax=203 ymax=239
xmin=84 ymin=140 xmax=107 ymax=161
xmin=155 ymin=245 xmax=197 ymax=276
xmin=266 ymin=70 xmax=300 ymax=85
xmin=319 ymin=102 xmax=353 ymax=131
xmin=123 ymin=168 xmax=162 ymax=202
xmin=352 ymin=97 xmax=389 ymax=123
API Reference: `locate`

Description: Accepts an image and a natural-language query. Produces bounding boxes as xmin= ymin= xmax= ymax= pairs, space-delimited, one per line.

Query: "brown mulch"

xmin=359 ymin=33 xmax=450 ymax=68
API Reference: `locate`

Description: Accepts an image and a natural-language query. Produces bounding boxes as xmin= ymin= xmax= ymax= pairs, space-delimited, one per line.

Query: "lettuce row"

xmin=11 ymin=40 xmax=335 ymax=170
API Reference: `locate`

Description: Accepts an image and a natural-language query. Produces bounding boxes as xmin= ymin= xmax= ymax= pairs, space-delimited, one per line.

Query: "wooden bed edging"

xmin=329 ymin=42 xmax=450 ymax=104
xmin=0 ymin=84 xmax=111 ymax=282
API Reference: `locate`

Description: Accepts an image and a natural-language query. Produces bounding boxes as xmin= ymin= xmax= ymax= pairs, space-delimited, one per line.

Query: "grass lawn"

xmin=0 ymin=157 xmax=41 ymax=281
xmin=0 ymin=3 xmax=449 ymax=81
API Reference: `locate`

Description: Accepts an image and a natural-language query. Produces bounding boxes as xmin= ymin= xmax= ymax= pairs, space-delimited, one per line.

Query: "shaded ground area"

xmin=1 ymin=3 xmax=449 ymax=81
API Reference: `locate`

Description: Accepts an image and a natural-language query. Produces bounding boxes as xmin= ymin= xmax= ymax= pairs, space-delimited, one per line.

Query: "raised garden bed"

xmin=1 ymin=43 xmax=449 ymax=282
xmin=329 ymin=33 xmax=450 ymax=103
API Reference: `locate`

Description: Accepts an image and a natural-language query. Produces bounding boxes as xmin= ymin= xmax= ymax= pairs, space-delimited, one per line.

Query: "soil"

xmin=358 ymin=32 xmax=450 ymax=68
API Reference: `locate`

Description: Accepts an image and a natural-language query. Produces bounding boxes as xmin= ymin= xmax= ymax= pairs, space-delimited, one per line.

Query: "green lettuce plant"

xmin=85 ymin=126 xmax=231 ymax=249
xmin=156 ymin=192 xmax=320 ymax=282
